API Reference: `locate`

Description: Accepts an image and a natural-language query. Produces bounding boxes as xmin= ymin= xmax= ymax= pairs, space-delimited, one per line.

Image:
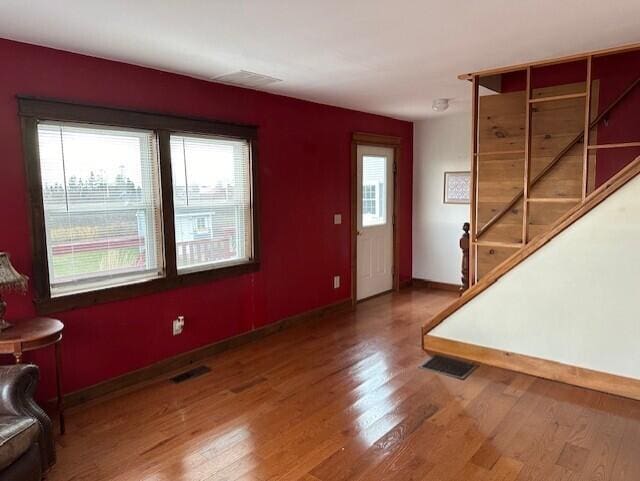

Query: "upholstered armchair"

xmin=0 ymin=364 xmax=55 ymax=481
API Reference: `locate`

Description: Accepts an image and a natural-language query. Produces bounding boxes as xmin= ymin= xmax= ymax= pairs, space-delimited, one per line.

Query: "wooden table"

xmin=0 ymin=317 xmax=65 ymax=434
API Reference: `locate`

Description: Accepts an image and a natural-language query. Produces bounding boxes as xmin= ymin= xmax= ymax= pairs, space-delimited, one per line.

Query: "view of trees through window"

xmin=37 ymin=123 xmax=163 ymax=295
xmin=26 ymin=99 xmax=257 ymax=304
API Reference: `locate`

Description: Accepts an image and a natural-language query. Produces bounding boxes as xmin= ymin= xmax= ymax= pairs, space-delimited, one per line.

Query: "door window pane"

xmin=362 ymin=155 xmax=387 ymax=226
xmin=170 ymin=134 xmax=253 ymax=272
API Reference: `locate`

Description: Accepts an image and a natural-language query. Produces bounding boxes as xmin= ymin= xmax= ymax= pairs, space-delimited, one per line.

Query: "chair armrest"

xmin=0 ymin=364 xmax=56 ymax=469
xmin=0 ymin=364 xmax=39 ymax=416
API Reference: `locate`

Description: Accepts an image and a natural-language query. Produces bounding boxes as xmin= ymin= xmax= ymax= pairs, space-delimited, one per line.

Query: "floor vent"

xmin=170 ymin=365 xmax=211 ymax=384
xmin=421 ymin=356 xmax=476 ymax=380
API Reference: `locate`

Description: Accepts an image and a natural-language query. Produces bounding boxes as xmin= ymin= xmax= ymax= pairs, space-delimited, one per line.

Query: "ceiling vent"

xmin=212 ymin=70 xmax=282 ymax=88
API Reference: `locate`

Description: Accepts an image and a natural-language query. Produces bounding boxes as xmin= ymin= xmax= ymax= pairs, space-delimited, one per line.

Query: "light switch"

xmin=334 ymin=214 xmax=342 ymax=225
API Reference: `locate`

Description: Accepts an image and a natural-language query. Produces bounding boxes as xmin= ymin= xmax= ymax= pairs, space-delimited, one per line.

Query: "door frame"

xmin=351 ymin=132 xmax=402 ymax=305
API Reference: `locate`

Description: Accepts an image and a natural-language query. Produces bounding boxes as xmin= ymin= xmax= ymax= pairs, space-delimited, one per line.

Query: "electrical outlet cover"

xmin=173 ymin=319 xmax=184 ymax=336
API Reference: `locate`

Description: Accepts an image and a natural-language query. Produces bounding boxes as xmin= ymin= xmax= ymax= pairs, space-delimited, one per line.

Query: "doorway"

xmin=352 ymin=133 xmax=400 ymax=302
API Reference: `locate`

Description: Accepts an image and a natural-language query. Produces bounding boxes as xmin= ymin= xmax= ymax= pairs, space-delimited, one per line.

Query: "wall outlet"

xmin=333 ymin=275 xmax=340 ymax=289
xmin=333 ymin=214 xmax=342 ymax=225
xmin=173 ymin=316 xmax=185 ymax=336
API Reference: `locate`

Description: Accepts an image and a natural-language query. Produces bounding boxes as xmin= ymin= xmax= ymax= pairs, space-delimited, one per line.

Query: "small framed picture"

xmin=443 ymin=171 xmax=471 ymax=204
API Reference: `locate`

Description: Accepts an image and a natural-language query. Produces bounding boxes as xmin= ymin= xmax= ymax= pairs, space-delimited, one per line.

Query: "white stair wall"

xmin=430 ymin=173 xmax=640 ymax=380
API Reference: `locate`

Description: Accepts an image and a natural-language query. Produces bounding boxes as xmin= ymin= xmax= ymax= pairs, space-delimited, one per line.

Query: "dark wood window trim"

xmin=19 ymin=96 xmax=260 ymax=314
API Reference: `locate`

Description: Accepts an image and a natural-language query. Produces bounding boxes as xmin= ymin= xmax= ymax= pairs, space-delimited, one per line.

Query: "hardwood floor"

xmin=49 ymin=288 xmax=640 ymax=481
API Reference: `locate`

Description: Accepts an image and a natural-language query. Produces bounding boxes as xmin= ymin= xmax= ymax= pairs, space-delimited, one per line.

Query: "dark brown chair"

xmin=0 ymin=365 xmax=55 ymax=481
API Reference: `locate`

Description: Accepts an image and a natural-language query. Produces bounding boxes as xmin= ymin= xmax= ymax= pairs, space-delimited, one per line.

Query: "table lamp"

xmin=0 ymin=253 xmax=28 ymax=331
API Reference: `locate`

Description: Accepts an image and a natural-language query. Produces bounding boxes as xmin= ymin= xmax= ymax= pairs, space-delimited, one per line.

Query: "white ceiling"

xmin=1 ymin=0 xmax=639 ymax=120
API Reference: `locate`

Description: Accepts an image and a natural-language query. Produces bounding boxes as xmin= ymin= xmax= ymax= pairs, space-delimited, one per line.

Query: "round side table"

xmin=0 ymin=317 xmax=65 ymax=434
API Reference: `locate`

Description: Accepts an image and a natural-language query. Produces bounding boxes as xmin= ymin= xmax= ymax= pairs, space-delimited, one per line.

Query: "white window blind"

xmin=170 ymin=134 xmax=252 ymax=272
xmin=37 ymin=122 xmax=164 ymax=296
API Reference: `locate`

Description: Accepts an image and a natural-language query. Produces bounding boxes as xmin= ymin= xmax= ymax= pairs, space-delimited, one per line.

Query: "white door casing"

xmin=356 ymin=145 xmax=394 ymax=300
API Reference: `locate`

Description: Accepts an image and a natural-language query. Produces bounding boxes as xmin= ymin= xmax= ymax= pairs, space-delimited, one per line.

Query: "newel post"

xmin=460 ymin=222 xmax=470 ymax=293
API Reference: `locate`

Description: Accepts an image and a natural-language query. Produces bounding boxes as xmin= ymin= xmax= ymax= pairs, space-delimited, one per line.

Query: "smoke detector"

xmin=432 ymin=98 xmax=450 ymax=112
xmin=212 ymin=70 xmax=282 ymax=89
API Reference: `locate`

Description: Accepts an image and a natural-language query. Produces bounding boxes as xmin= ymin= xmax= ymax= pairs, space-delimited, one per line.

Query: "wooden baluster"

xmin=460 ymin=222 xmax=470 ymax=293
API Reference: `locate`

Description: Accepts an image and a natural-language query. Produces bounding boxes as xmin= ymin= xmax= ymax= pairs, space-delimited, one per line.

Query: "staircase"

xmin=422 ymin=44 xmax=640 ymax=400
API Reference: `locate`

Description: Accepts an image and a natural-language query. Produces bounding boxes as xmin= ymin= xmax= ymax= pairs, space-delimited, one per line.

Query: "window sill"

xmin=34 ymin=260 xmax=260 ymax=315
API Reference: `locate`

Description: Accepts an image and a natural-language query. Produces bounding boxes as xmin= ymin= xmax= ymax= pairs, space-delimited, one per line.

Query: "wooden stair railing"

xmin=477 ymin=76 xmax=640 ymax=238
xmin=424 ymin=153 xmax=640 ymax=336
xmin=459 ymin=223 xmax=470 ymax=293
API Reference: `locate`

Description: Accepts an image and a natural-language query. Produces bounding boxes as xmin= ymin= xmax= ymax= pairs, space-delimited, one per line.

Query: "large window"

xmin=20 ymin=98 xmax=258 ymax=313
xmin=38 ymin=123 xmax=164 ymax=297
xmin=170 ymin=134 xmax=252 ymax=272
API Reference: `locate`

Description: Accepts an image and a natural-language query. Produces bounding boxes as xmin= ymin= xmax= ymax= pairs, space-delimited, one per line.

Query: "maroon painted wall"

xmin=0 ymin=39 xmax=413 ymax=400
xmin=591 ymin=50 xmax=640 ymax=185
xmin=498 ymin=51 xmax=640 ymax=187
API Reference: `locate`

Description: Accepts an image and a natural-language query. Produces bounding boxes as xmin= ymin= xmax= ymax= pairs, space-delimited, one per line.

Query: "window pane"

xmin=170 ymin=134 xmax=252 ymax=272
xmin=362 ymin=155 xmax=387 ymax=227
xmin=37 ymin=122 xmax=164 ymax=296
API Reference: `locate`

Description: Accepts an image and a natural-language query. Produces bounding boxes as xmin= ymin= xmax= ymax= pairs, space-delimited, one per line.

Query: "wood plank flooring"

xmin=48 ymin=287 xmax=640 ymax=481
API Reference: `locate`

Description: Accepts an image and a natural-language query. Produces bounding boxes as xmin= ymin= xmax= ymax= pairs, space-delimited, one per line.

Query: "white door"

xmin=357 ymin=145 xmax=394 ymax=300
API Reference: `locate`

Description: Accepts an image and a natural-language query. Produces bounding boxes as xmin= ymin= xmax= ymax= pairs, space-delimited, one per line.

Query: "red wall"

xmin=498 ymin=52 xmax=640 ymax=186
xmin=591 ymin=51 xmax=640 ymax=185
xmin=0 ymin=39 xmax=413 ymax=400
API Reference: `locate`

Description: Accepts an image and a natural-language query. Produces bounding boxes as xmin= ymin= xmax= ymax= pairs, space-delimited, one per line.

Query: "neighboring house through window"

xmin=171 ymin=134 xmax=252 ymax=273
xmin=193 ymin=216 xmax=209 ymax=235
xmin=362 ymin=184 xmax=377 ymax=216
xmin=20 ymin=98 xmax=259 ymax=312
xmin=362 ymin=155 xmax=387 ymax=226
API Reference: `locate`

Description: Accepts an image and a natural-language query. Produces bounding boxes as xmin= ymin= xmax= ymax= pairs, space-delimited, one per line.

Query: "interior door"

xmin=356 ymin=145 xmax=394 ymax=300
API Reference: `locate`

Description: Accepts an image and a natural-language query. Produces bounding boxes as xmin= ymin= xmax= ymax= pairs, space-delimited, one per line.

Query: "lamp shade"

xmin=0 ymin=253 xmax=28 ymax=293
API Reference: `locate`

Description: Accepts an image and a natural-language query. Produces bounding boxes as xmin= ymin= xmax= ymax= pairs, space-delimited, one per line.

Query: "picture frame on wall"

xmin=443 ymin=171 xmax=471 ymax=204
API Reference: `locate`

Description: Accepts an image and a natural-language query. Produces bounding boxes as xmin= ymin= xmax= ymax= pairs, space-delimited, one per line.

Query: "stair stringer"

xmin=423 ymin=157 xmax=640 ymax=399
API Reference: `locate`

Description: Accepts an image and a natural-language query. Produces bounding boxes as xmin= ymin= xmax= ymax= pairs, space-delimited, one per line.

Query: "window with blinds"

xmin=170 ymin=134 xmax=253 ymax=272
xmin=37 ymin=122 xmax=164 ymax=296
xmin=22 ymin=97 xmax=258 ymax=310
